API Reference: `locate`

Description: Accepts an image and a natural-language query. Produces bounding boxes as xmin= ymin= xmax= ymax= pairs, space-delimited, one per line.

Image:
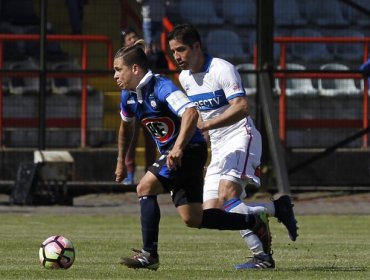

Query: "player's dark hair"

xmin=114 ymin=40 xmax=149 ymax=70
xmin=121 ymin=27 xmax=137 ymax=41
xmin=167 ymin=23 xmax=202 ymax=48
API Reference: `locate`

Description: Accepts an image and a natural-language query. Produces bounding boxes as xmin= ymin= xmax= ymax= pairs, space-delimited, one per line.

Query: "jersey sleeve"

xmin=216 ymin=62 xmax=246 ymax=101
xmin=120 ymin=90 xmax=134 ymax=122
xmin=157 ymin=78 xmax=195 ymax=117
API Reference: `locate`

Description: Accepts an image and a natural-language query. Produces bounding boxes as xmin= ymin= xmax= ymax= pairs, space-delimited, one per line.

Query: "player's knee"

xmin=219 ymin=179 xmax=243 ymax=202
xmin=179 ymin=212 xmax=202 ymax=228
xmin=182 ymin=216 xmax=202 ymax=228
xmin=218 ymin=189 xmax=238 ymax=204
xmin=177 ymin=204 xmax=203 ymax=228
xmin=136 ymin=183 xmax=145 ymax=196
xmin=136 ymin=182 xmax=152 ymax=196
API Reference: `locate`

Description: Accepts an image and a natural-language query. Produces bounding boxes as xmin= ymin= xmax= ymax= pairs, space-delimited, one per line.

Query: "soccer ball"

xmin=39 ymin=235 xmax=76 ymax=269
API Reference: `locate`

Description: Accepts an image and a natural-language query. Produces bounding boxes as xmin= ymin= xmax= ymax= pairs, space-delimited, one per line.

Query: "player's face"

xmin=113 ymin=58 xmax=136 ymax=90
xmin=169 ymin=39 xmax=199 ymax=71
xmin=124 ymin=32 xmax=139 ymax=47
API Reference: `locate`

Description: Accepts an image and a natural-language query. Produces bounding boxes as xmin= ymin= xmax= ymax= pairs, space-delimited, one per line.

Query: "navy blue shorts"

xmin=148 ymin=142 xmax=208 ymax=207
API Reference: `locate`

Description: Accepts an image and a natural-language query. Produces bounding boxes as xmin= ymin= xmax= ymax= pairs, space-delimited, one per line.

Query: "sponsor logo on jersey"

xmin=193 ymin=97 xmax=221 ymax=109
xmin=142 ymin=117 xmax=175 ymax=143
xmin=189 ymin=89 xmax=227 ymax=111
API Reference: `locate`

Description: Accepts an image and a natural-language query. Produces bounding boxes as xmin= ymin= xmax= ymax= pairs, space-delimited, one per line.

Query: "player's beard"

xmin=178 ymin=60 xmax=188 ymax=70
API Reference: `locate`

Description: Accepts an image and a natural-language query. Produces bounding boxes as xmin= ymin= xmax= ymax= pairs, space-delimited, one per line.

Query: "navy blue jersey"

xmin=120 ymin=71 xmax=205 ymax=154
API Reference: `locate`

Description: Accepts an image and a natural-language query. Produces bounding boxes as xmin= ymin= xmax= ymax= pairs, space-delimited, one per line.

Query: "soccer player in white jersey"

xmin=168 ymin=23 xmax=298 ymax=269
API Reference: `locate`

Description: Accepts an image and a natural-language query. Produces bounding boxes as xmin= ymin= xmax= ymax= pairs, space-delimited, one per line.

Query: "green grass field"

xmin=0 ymin=213 xmax=369 ymax=279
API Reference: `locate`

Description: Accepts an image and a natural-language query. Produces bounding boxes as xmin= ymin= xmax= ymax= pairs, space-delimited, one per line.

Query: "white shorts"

xmin=203 ymin=119 xmax=262 ymax=202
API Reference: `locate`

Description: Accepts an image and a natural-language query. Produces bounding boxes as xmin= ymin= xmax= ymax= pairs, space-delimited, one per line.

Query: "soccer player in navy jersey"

xmin=120 ymin=27 xmax=157 ymax=185
xmin=113 ymin=40 xmax=271 ymax=270
xmin=168 ymin=23 xmax=298 ymax=269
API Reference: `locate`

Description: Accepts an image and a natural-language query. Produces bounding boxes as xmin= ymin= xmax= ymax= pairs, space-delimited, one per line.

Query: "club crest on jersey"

xmin=142 ymin=117 xmax=175 ymax=143
xmin=148 ymin=92 xmax=158 ymax=109
xmin=150 ymin=100 xmax=157 ymax=109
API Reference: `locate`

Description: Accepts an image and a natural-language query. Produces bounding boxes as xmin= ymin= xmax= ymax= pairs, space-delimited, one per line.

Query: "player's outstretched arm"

xmin=115 ymin=120 xmax=127 ymax=182
xmin=199 ymin=96 xmax=249 ymax=132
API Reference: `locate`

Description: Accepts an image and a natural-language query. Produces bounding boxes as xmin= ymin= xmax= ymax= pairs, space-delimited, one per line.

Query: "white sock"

xmin=247 ymin=201 xmax=275 ymax=217
xmin=224 ymin=198 xmax=268 ymax=256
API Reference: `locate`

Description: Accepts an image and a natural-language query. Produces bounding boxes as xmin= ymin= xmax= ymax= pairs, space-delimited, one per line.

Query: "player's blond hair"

xmin=114 ymin=39 xmax=149 ymax=70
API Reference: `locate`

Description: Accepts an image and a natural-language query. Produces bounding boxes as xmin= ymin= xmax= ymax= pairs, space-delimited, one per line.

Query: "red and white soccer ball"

xmin=39 ymin=235 xmax=76 ymax=269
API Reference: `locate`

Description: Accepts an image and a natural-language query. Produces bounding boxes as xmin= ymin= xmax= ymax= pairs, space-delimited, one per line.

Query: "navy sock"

xmin=201 ymin=208 xmax=256 ymax=230
xmin=139 ymin=195 xmax=160 ymax=257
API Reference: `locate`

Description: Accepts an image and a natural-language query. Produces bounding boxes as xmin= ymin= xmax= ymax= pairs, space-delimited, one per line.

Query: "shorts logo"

xmin=142 ymin=117 xmax=176 ymax=143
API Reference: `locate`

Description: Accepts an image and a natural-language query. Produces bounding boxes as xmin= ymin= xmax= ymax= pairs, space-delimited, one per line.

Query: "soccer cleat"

xmin=235 ymin=254 xmax=275 ymax=270
xmin=122 ymin=172 xmax=135 ymax=185
xmin=122 ymin=177 xmax=135 ymax=185
xmin=273 ymin=195 xmax=298 ymax=241
xmin=252 ymin=210 xmax=272 ymax=254
xmin=120 ymin=248 xmax=159 ymax=270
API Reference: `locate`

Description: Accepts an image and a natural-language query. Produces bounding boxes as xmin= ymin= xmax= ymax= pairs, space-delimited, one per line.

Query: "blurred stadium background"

xmin=0 ymin=0 xmax=369 ymax=204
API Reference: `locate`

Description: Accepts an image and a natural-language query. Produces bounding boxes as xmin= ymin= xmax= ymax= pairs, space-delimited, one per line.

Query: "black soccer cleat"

xmin=120 ymin=248 xmax=159 ymax=270
xmin=235 ymin=254 xmax=275 ymax=270
xmin=273 ymin=195 xmax=298 ymax=241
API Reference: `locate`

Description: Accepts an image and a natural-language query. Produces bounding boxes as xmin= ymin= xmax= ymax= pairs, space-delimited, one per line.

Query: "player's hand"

xmin=115 ymin=159 xmax=125 ymax=183
xmin=202 ymin=130 xmax=210 ymax=143
xmin=197 ymin=119 xmax=208 ymax=133
xmin=166 ymin=148 xmax=183 ymax=170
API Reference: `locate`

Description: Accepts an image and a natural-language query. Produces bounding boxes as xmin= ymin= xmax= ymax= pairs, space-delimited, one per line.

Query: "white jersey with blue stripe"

xmin=179 ymin=56 xmax=248 ymax=141
xmin=179 ymin=56 xmax=262 ymax=198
